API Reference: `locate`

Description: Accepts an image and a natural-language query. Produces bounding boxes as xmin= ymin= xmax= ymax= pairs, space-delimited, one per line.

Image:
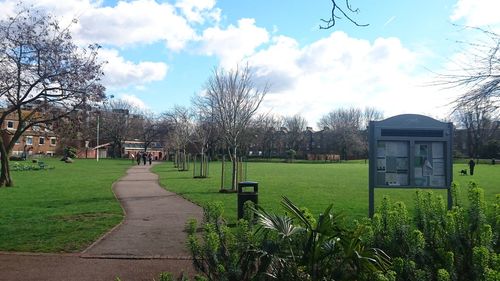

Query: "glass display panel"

xmin=414 ymin=142 xmax=445 ymax=187
xmin=376 ymin=141 xmax=409 ymax=186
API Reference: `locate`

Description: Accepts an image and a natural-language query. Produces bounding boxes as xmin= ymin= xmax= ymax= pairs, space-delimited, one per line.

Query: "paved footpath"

xmin=0 ymin=161 xmax=203 ymax=281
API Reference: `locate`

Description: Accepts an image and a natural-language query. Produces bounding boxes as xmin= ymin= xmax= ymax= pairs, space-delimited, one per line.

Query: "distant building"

xmin=122 ymin=140 xmax=165 ymax=160
xmin=76 ymin=140 xmax=166 ymax=160
xmin=0 ymin=110 xmax=58 ymax=157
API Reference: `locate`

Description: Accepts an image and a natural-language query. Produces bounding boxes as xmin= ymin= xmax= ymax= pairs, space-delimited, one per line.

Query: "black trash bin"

xmin=237 ymin=181 xmax=258 ymax=220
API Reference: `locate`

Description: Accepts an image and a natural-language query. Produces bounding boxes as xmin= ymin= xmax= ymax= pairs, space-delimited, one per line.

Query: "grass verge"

xmin=0 ymin=158 xmax=132 ymax=252
xmin=154 ymin=161 xmax=500 ymax=222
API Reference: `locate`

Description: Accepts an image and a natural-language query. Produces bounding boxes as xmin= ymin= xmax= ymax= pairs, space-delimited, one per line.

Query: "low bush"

xmin=187 ymin=198 xmax=392 ymax=281
xmin=184 ymin=181 xmax=499 ymax=281
xmin=371 ymin=181 xmax=499 ymax=281
xmin=64 ymin=146 xmax=77 ymax=158
xmin=10 ymin=161 xmax=54 ymax=171
xmin=9 ymin=155 xmax=24 ymax=161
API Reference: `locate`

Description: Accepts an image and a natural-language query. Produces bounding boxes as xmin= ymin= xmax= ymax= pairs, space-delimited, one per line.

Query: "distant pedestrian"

xmin=130 ymin=153 xmax=135 ymax=164
xmin=469 ymin=159 xmax=476 ymax=176
xmin=142 ymin=152 xmax=147 ymax=165
xmin=492 ymin=158 xmax=496 ymax=165
xmin=148 ymin=153 xmax=152 ymax=165
xmin=136 ymin=153 xmax=141 ymax=165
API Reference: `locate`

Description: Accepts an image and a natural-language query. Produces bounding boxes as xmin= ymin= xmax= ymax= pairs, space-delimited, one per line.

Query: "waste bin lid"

xmin=239 ymin=181 xmax=258 ymax=185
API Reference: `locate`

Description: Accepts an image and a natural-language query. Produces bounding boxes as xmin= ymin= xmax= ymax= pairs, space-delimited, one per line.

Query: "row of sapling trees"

xmin=198 ymin=65 xmax=268 ymax=191
xmin=162 ymin=64 xmax=269 ymax=190
xmin=0 ymin=7 xmax=105 ymax=187
xmin=163 ymin=101 xmax=385 ymax=180
xmin=163 ymin=106 xmax=196 ymax=170
xmin=189 ymin=105 xmax=217 ymax=177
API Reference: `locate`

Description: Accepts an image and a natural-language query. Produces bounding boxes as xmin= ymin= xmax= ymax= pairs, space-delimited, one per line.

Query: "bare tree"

xmin=320 ymin=0 xmax=368 ymax=29
xmin=196 ymin=65 xmax=268 ymax=191
xmin=163 ymin=106 xmax=195 ymax=169
xmin=318 ymin=107 xmax=363 ymax=160
xmin=136 ymin=111 xmax=169 ymax=154
xmin=362 ymin=107 xmax=384 ymax=129
xmin=361 ymin=107 xmax=384 ymax=160
xmin=284 ymin=114 xmax=308 ymax=152
xmin=0 ymin=7 xmax=105 ymax=186
xmin=191 ymin=102 xmax=216 ymax=158
xmin=434 ymin=28 xmax=500 ymax=110
xmin=453 ymin=99 xmax=499 ymax=158
xmin=52 ymin=110 xmax=91 ymax=154
xmin=252 ymin=114 xmax=283 ymax=158
xmin=99 ymin=99 xmax=139 ymax=158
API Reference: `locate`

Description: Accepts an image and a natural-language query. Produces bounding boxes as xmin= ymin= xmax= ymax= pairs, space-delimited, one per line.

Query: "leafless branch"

xmin=320 ymin=0 xmax=368 ymax=29
xmin=431 ymin=27 xmax=500 ymax=112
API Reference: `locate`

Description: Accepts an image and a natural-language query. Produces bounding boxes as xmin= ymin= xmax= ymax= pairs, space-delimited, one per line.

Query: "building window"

xmin=50 ymin=137 xmax=56 ymax=146
xmin=7 ymin=121 xmax=14 ymax=129
xmin=26 ymin=136 xmax=33 ymax=145
xmin=32 ymin=125 xmax=40 ymax=131
xmin=39 ymin=137 xmax=45 ymax=145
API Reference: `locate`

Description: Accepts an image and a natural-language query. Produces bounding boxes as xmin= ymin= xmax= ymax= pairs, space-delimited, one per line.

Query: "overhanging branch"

xmin=320 ymin=0 xmax=368 ymax=29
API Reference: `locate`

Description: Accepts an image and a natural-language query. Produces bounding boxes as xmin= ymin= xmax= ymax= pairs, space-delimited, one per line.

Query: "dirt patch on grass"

xmin=51 ymin=212 xmax=119 ymax=222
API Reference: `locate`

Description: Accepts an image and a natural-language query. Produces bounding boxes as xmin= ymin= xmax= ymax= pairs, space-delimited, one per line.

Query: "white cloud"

xmin=0 ymin=0 xmax=102 ymax=27
xmin=99 ymin=49 xmax=168 ymax=88
xmin=175 ymin=0 xmax=220 ymax=24
xmin=0 ymin=0 xmax=216 ymax=50
xmin=119 ymin=94 xmax=148 ymax=110
xmin=0 ymin=1 xmax=19 ymax=19
xmin=451 ymin=0 xmax=500 ymax=27
xmin=75 ymin=0 xmax=196 ymax=50
xmin=243 ymin=32 xmax=454 ymax=127
xmin=200 ymin=18 xmax=270 ymax=68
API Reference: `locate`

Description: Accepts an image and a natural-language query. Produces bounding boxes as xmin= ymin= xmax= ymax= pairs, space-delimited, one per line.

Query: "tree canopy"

xmin=0 ymin=7 xmax=105 ymax=186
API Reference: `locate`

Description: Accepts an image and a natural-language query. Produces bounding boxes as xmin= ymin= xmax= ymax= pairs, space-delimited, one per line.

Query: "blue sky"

xmin=1 ymin=0 xmax=499 ymax=127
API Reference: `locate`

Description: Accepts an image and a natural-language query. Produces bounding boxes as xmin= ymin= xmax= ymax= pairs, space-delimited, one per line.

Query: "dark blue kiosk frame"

xmin=368 ymin=114 xmax=453 ymax=217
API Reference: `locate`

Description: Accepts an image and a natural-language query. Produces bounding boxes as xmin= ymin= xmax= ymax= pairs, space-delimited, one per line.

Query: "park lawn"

xmin=0 ymin=158 xmax=132 ymax=253
xmin=153 ymin=161 xmax=500 ymax=222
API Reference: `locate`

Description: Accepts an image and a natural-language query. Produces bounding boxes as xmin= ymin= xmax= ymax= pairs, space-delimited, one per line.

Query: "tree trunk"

xmin=182 ymin=148 xmax=187 ymax=171
xmin=0 ymin=137 xmax=13 ymax=187
xmin=117 ymin=141 xmax=123 ymax=158
xmin=200 ymin=147 xmax=205 ymax=177
xmin=229 ymin=146 xmax=238 ymax=191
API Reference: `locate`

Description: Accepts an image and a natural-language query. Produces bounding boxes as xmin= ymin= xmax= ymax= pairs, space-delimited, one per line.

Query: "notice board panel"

xmin=368 ymin=114 xmax=453 ymax=217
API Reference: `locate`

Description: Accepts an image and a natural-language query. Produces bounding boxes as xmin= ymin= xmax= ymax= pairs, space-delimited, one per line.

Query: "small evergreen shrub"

xmin=187 ymin=199 xmax=391 ymax=281
xmin=372 ymin=181 xmax=499 ymax=281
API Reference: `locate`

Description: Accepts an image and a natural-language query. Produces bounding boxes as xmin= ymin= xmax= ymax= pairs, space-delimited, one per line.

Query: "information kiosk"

xmin=368 ymin=114 xmax=453 ymax=217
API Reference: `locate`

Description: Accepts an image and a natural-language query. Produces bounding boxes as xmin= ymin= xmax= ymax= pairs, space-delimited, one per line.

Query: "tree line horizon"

xmin=0 ymin=3 xmax=498 ymax=188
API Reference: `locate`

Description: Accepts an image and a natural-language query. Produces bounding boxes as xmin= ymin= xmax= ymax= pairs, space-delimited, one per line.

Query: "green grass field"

xmin=153 ymin=161 xmax=500 ymax=222
xmin=0 ymin=157 xmax=497 ymax=253
xmin=0 ymin=158 xmax=132 ymax=252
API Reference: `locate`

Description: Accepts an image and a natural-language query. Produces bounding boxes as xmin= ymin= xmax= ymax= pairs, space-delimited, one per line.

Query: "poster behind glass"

xmin=376 ymin=141 xmax=409 ymax=186
xmin=414 ymin=142 xmax=445 ymax=187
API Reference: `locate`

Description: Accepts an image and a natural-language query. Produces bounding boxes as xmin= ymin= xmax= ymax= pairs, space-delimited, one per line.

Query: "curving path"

xmin=82 ymin=161 xmax=203 ymax=259
xmin=0 ymin=161 xmax=204 ymax=281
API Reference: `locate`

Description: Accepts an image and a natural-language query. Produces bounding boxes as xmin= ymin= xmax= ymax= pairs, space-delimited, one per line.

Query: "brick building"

xmin=0 ymin=111 xmax=58 ymax=157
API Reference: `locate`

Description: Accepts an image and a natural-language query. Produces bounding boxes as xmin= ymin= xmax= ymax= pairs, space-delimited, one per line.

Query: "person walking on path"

xmin=469 ymin=159 xmax=476 ymax=176
xmin=136 ymin=152 xmax=141 ymax=165
xmin=148 ymin=153 xmax=153 ymax=165
xmin=142 ymin=152 xmax=147 ymax=165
